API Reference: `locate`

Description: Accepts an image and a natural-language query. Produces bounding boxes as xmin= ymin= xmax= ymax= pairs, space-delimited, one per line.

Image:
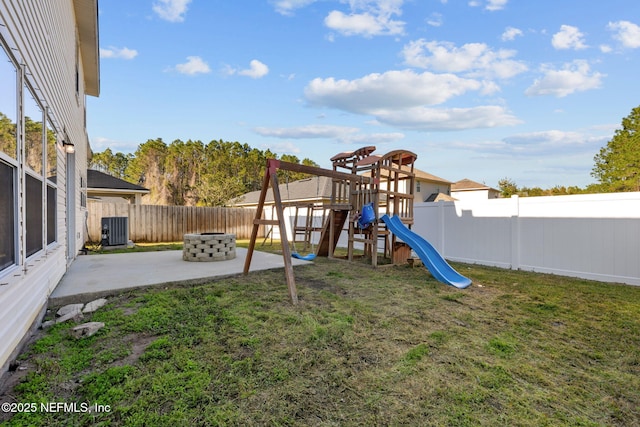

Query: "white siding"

xmin=0 ymin=0 xmax=93 ymax=372
xmin=415 ymin=180 xmax=449 ymax=202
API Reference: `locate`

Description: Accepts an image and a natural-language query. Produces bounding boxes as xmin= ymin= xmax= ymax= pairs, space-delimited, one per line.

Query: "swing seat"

xmin=357 ymin=203 xmax=376 ymax=228
xmin=292 ymin=252 xmax=316 ymax=261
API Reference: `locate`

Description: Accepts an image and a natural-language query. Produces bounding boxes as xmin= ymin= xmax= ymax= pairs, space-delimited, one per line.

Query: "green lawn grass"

xmin=1 ymin=247 xmax=639 ymax=426
xmin=85 ymin=241 xmax=184 ymax=254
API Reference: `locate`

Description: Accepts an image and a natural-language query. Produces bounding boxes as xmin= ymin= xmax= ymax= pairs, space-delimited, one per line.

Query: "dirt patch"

xmin=113 ymin=334 xmax=156 ymax=367
xmin=302 ymin=278 xmax=347 ymax=296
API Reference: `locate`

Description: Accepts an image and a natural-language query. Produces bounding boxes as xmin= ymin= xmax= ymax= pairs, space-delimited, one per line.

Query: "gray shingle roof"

xmin=233 ymin=176 xmax=332 ymax=206
xmin=452 ymin=178 xmax=497 ymax=192
xmin=88 ymin=169 xmax=148 ymax=191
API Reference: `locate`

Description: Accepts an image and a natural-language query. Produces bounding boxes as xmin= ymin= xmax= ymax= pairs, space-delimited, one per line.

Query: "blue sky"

xmin=88 ymin=0 xmax=640 ymax=189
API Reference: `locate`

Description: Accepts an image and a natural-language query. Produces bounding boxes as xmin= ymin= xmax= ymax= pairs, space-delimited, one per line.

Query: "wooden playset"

xmin=243 ymin=146 xmax=417 ymax=304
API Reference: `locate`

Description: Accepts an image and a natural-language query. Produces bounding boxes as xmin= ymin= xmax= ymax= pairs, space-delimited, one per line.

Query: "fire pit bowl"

xmin=183 ymin=233 xmax=236 ymax=262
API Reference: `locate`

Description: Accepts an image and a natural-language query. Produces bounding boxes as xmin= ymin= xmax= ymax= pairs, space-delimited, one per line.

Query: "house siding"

xmin=0 ymin=0 xmax=95 ymax=373
xmin=415 ymin=180 xmax=450 ymax=203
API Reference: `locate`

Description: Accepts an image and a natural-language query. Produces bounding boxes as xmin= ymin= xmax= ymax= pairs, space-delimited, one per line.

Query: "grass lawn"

xmin=1 ymin=244 xmax=639 ymax=426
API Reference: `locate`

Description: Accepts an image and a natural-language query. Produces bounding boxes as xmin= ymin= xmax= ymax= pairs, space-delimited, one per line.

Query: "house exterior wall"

xmin=0 ymin=0 xmax=95 ymax=373
xmin=415 ymin=179 xmax=450 ymax=202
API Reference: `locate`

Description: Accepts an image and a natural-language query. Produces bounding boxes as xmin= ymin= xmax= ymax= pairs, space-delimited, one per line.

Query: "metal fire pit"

xmin=183 ymin=232 xmax=236 ymax=262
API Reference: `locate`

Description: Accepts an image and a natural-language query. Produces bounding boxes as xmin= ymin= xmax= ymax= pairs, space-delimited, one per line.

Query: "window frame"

xmin=45 ymin=110 xmax=58 ymax=247
xmin=0 ymin=32 xmax=62 ymax=277
xmin=0 ymin=159 xmax=17 ymax=272
xmin=23 ymin=81 xmax=46 ymax=259
xmin=0 ymin=38 xmax=19 ymax=275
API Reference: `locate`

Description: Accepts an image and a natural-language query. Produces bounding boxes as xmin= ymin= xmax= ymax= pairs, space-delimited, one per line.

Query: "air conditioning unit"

xmin=101 ymin=217 xmax=129 ymax=246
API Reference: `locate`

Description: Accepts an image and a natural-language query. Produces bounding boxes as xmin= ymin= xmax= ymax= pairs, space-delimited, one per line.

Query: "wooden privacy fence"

xmin=87 ymin=201 xmax=259 ymax=243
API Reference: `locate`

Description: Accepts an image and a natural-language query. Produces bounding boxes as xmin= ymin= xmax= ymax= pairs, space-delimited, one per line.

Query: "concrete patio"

xmin=49 ymin=248 xmax=311 ymax=305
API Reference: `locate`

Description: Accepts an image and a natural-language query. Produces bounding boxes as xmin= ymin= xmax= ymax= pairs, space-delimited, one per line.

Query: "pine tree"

xmin=592 ymin=106 xmax=640 ymax=192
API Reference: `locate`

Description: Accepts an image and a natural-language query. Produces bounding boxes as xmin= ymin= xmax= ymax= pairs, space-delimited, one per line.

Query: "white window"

xmin=0 ymin=36 xmax=60 ymax=273
xmin=0 ymin=42 xmax=17 ymax=271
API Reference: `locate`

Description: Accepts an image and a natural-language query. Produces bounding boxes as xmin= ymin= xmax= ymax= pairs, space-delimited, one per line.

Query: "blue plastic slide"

xmin=381 ymin=214 xmax=472 ymax=289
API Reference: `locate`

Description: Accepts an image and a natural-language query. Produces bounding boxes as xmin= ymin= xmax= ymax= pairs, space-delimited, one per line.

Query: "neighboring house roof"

xmin=413 ymin=168 xmax=452 ymax=185
xmin=87 ymin=169 xmax=149 ymax=199
xmin=363 ymin=166 xmax=452 ymax=185
xmin=425 ymin=192 xmax=457 ymax=202
xmin=73 ymin=0 xmax=100 ymax=97
xmin=452 ymin=178 xmax=498 ymax=192
xmin=233 ymin=176 xmax=333 ymax=206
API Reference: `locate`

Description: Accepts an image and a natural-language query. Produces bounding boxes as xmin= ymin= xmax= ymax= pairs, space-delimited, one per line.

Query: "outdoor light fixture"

xmin=62 ymin=141 xmax=75 ymax=153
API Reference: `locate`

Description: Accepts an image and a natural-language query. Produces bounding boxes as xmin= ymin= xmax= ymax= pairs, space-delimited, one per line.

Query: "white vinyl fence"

xmin=413 ymin=192 xmax=640 ymax=286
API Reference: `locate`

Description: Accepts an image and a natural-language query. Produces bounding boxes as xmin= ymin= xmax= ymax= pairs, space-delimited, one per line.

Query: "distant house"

xmin=233 ymin=166 xmax=456 ymax=240
xmin=451 ymin=179 xmax=501 ymax=201
xmin=413 ymin=169 xmax=454 ymax=202
xmin=234 ymin=167 xmax=454 ymax=207
xmin=232 ymin=176 xmax=332 ymax=242
xmin=233 ymin=175 xmax=332 ymax=208
xmin=87 ymin=169 xmax=149 ymax=204
xmin=0 ymin=1 xmax=99 ymax=374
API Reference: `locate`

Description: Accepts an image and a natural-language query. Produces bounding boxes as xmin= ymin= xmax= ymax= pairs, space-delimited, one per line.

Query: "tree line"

xmin=90 ymin=138 xmax=319 ymax=206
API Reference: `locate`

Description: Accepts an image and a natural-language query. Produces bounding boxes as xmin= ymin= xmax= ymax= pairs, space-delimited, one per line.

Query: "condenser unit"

xmin=101 ymin=217 xmax=129 ymax=246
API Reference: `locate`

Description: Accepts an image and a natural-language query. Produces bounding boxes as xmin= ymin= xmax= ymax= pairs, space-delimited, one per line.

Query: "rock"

xmin=41 ymin=320 xmax=56 ymax=329
xmin=70 ymin=322 xmax=105 ymax=339
xmin=82 ymin=298 xmax=108 ymax=313
xmin=56 ymin=311 xmax=84 ymax=324
xmin=56 ymin=303 xmax=84 ymax=317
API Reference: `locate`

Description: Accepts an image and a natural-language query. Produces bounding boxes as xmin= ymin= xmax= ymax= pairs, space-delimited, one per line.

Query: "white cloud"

xmin=91 ymin=136 xmax=138 ymax=153
xmin=266 ymin=141 xmax=301 ymax=154
xmin=304 ymin=69 xmax=483 ymax=112
xmin=501 ymin=26 xmax=523 ymax=41
xmin=174 ymin=56 xmax=211 ymax=75
xmin=469 ymin=0 xmax=508 ymax=11
xmin=100 ymin=46 xmax=138 ymax=60
xmin=600 ymin=44 xmax=613 ymax=53
xmin=337 ymin=132 xmax=405 ymax=145
xmin=324 ymin=0 xmax=406 ymax=37
xmin=303 ymin=69 xmax=520 ymax=131
xmin=402 ymin=39 xmax=527 ymax=79
xmin=525 ymin=60 xmax=604 ymax=98
xmin=608 ymin=20 xmax=640 ymax=48
xmin=451 ymin=129 xmax=608 ymax=158
xmin=499 ymin=130 xmax=608 ymax=156
xmin=224 ymin=60 xmax=269 ymax=79
xmin=426 ymin=13 xmax=443 ymax=27
xmin=271 ymin=0 xmax=318 ymax=16
xmin=253 ymin=124 xmax=404 ymax=145
xmin=486 ymin=0 xmax=508 ymax=11
xmin=238 ymin=60 xmax=270 ymax=79
xmin=254 ymin=124 xmax=359 ymax=139
xmin=152 ymin=0 xmax=191 ymax=22
xmin=273 ymin=0 xmax=407 ymax=37
xmin=375 ymin=105 xmax=521 ymax=130
xmin=552 ymin=25 xmax=588 ymax=50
